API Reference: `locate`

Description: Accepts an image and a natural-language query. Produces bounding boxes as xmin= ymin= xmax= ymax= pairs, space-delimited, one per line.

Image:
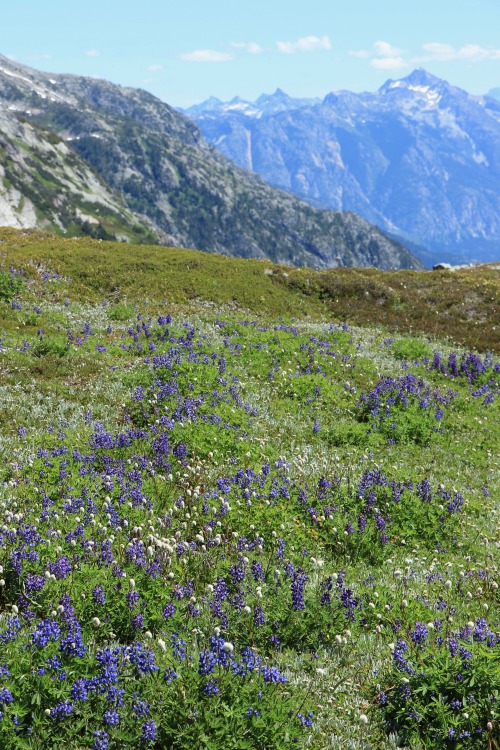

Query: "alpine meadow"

xmin=1 ymin=2 xmax=500 ymax=745
xmin=0 ymin=228 xmax=498 ymax=749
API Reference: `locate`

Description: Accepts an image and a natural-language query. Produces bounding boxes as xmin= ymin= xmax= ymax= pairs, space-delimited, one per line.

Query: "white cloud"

xmin=147 ymin=64 xmax=163 ymax=71
xmin=373 ymin=41 xmax=404 ymax=58
xmin=350 ymin=41 xmax=408 ymax=70
xmin=351 ymin=39 xmax=500 ymax=69
xmin=180 ymin=49 xmax=233 ymax=62
xmin=420 ymin=42 xmax=500 ymax=62
xmin=85 ymin=49 xmax=101 ymax=58
xmin=231 ymin=41 xmax=263 ymax=55
xmin=349 ymin=50 xmax=371 ymax=59
xmin=276 ymin=35 xmax=331 ymax=54
xmin=371 ymin=41 xmax=407 ymax=69
xmin=371 ymin=56 xmax=408 ymax=70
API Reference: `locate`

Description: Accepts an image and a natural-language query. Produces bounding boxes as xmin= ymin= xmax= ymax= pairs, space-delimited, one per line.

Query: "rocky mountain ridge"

xmin=189 ymin=69 xmax=500 ymax=265
xmin=0 ymin=55 xmax=422 ymax=270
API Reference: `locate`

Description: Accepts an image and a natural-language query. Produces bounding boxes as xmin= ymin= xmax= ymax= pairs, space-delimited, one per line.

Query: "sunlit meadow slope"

xmin=0 ymin=229 xmax=498 ymax=749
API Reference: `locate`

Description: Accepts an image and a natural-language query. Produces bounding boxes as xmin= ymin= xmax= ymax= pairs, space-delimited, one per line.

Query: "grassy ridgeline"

xmin=1 ymin=228 xmax=499 ymax=352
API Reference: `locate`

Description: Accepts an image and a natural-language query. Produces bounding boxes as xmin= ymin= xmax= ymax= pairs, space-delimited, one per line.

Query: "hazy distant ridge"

xmin=188 ymin=70 xmax=500 ymax=265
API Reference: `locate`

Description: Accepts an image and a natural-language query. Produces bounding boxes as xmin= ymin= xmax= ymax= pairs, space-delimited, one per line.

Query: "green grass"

xmin=1 ymin=227 xmax=499 ymax=351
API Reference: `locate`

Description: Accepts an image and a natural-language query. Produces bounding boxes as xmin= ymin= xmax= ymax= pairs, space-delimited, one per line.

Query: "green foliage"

xmin=373 ymin=624 xmax=500 ymax=749
xmin=0 ymin=270 xmax=23 ymax=302
xmin=31 ymin=335 xmax=70 ymax=358
xmin=391 ymin=337 xmax=434 ymax=361
xmin=107 ymin=303 xmax=135 ymax=321
xmin=0 ymin=637 xmax=311 ymax=750
xmin=356 ymin=374 xmax=460 ymax=446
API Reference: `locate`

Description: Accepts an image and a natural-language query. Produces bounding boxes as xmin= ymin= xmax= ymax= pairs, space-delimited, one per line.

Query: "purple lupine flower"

xmin=127 ymin=642 xmax=159 ymax=675
xmin=70 ymin=678 xmax=89 ymax=702
xmin=32 ymin=619 xmax=61 ymax=647
xmin=261 ymin=665 xmax=288 ymax=683
xmin=141 ymin=720 xmax=157 ymax=743
xmin=164 ymin=667 xmax=178 ymax=683
xmin=357 ymin=514 xmax=367 ymax=531
xmin=132 ymin=613 xmax=144 ymax=630
xmin=339 ymin=587 xmax=359 ymax=622
xmin=50 ymin=700 xmax=73 ymax=720
xmin=251 ymin=561 xmax=264 ymax=581
xmin=48 ymin=555 xmax=72 ymax=580
xmin=291 ymin=570 xmax=308 ymax=611
xmin=59 ymin=622 xmax=86 ymax=658
xmin=103 ymin=710 xmax=120 ymax=726
xmin=276 ymin=538 xmax=286 ymax=561
xmin=392 ymin=640 xmax=415 ymax=675
xmin=204 ymin=679 xmax=220 ymax=696
xmin=171 ymin=634 xmax=187 ymax=661
xmin=162 ymin=602 xmax=175 ymax=619
xmin=92 ymin=586 xmax=106 ymax=605
xmin=133 ymin=698 xmax=151 ymax=717
xmin=297 ymin=712 xmax=314 ymax=726
xmin=229 ymin=563 xmax=245 ymax=584
xmin=0 ymin=687 xmax=14 ymax=705
xmin=254 ymin=606 xmax=265 ymax=626
xmin=410 ymin=622 xmax=428 ymax=646
xmin=93 ymin=731 xmax=109 ymax=750
xmin=25 ymin=574 xmax=45 ymax=594
xmin=127 ymin=590 xmax=140 ymax=609
xmin=213 ymin=577 xmax=229 ymax=602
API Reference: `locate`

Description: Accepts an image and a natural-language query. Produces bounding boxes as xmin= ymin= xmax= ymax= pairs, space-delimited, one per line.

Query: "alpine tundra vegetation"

xmin=0 ymin=229 xmax=498 ymax=749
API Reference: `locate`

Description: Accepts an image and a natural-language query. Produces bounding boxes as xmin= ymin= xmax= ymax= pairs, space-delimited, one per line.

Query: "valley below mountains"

xmin=187 ymin=69 xmax=500 ymax=266
xmin=0 ymin=55 xmax=422 ymax=271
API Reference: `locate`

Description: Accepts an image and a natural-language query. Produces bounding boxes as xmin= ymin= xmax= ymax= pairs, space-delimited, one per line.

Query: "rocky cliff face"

xmin=0 ymin=105 xmax=153 ymax=242
xmin=0 ymin=55 xmax=423 ymax=270
xmin=188 ymin=70 xmax=500 ymax=264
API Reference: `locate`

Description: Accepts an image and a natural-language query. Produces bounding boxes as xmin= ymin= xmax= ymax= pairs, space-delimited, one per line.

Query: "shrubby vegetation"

xmin=0 ymin=268 xmax=23 ymax=302
xmin=0 ymin=231 xmax=498 ymax=749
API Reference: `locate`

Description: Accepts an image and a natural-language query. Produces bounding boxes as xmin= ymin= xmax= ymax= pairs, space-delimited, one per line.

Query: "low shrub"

xmin=372 ymin=617 xmax=500 ymax=749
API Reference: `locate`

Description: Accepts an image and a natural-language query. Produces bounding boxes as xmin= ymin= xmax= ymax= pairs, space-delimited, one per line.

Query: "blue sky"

xmin=2 ymin=0 xmax=500 ymax=106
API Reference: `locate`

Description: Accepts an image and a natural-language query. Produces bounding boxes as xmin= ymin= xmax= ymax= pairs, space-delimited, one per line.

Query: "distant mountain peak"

xmin=486 ymin=87 xmax=500 ymax=101
xmin=188 ymin=67 xmax=500 ymax=266
xmin=256 ymin=88 xmax=290 ymax=104
xmin=405 ymin=68 xmax=443 ymax=86
xmin=380 ymin=68 xmax=446 ymax=94
xmin=199 ymin=95 xmax=223 ymax=108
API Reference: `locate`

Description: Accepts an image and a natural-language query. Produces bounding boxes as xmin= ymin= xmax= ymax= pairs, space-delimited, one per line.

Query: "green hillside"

xmin=0 ymin=230 xmax=498 ymax=749
xmin=1 ymin=229 xmax=499 ymax=351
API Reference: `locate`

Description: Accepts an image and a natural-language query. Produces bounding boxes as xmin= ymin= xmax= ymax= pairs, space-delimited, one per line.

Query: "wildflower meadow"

xmin=0 ymin=232 xmax=498 ymax=749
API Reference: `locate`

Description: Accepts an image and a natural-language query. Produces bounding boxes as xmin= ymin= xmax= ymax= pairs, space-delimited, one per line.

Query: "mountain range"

xmin=0 ymin=55 xmax=421 ymax=271
xmin=186 ymin=70 xmax=500 ymax=266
